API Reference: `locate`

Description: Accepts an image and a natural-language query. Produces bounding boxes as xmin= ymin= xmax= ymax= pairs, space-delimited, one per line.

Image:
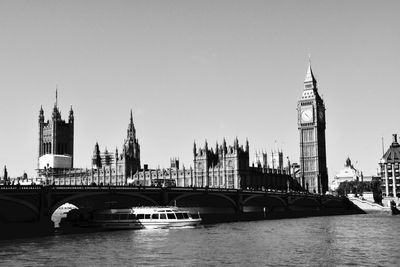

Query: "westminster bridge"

xmin=0 ymin=185 xmax=360 ymax=238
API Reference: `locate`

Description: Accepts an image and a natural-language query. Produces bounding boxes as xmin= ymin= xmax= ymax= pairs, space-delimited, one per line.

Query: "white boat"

xmin=130 ymin=207 xmax=201 ymax=229
xmin=92 ymin=209 xmax=144 ymax=230
xmin=91 ymin=206 xmax=201 ymax=230
xmin=60 ymin=206 xmax=201 ymax=232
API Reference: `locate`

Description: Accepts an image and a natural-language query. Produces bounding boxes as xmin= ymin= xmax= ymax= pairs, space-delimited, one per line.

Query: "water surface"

xmin=0 ymin=213 xmax=399 ymax=266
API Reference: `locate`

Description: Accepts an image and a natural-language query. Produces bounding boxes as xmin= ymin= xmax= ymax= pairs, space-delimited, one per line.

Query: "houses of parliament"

xmin=36 ymin=61 xmax=327 ymax=193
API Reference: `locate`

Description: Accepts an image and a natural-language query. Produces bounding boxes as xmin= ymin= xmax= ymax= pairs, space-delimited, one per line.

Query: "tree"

xmin=336 ymin=180 xmax=372 ymax=197
xmin=370 ymin=178 xmax=383 ymax=205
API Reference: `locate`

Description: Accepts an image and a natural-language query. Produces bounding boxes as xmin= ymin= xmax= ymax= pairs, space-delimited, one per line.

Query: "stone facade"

xmin=131 ymin=139 xmax=300 ymax=191
xmin=193 ymin=138 xmax=249 ymax=189
xmin=129 ymin=161 xmax=193 ymax=187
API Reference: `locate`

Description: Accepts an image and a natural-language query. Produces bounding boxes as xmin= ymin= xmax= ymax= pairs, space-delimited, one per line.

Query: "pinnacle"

xmin=304 ymin=60 xmax=316 ymax=84
xmin=130 ymin=109 xmax=133 ymax=123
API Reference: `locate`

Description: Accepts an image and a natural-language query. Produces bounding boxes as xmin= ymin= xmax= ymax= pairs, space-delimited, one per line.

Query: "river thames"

xmin=0 ymin=213 xmax=399 ymax=266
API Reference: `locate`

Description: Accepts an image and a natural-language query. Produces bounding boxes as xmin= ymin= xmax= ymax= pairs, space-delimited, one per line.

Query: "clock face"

xmin=301 ymin=107 xmax=313 ymax=123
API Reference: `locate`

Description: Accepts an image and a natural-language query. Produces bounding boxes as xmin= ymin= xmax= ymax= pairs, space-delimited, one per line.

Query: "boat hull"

xmin=97 ymin=221 xmax=144 ymax=230
xmin=139 ymin=219 xmax=201 ymax=229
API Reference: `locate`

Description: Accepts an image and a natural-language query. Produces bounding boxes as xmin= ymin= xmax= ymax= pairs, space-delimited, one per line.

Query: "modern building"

xmin=379 ymin=134 xmax=400 ymax=197
xmin=330 ymin=157 xmax=360 ymax=191
xmin=298 ymin=60 xmax=328 ymax=194
xmin=37 ymin=93 xmax=74 ymax=181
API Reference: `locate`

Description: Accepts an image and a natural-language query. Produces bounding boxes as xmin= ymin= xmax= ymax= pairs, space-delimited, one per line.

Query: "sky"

xmin=0 ymin=0 xmax=399 ymax=179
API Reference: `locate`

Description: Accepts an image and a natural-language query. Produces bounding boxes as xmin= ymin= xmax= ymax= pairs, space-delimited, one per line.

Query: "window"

xmin=176 ymin=213 xmax=184 ymax=219
xmin=167 ymin=213 xmax=176 ymax=219
xmin=160 ymin=213 xmax=167 ymax=219
xmin=137 ymin=214 xmax=144 ymax=219
xmin=144 ymin=214 xmax=151 ymax=219
xmin=183 ymin=213 xmax=189 ymax=219
xmin=151 ymin=214 xmax=159 ymax=219
xmin=128 ymin=214 xmax=136 ymax=220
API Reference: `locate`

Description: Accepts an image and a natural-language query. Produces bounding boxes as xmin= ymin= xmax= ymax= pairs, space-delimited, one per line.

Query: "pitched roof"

xmin=382 ymin=134 xmax=400 ymax=163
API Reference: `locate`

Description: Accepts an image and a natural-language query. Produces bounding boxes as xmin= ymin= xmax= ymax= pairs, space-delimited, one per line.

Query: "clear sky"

xmin=0 ymin=0 xmax=399 ymax=179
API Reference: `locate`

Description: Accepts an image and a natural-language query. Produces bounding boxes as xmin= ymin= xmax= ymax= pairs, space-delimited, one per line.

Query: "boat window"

xmin=151 ymin=214 xmax=159 ymax=219
xmin=160 ymin=213 xmax=167 ymax=219
xmin=112 ymin=214 xmax=119 ymax=220
xmin=167 ymin=213 xmax=176 ymax=219
xmin=182 ymin=213 xmax=189 ymax=219
xmin=128 ymin=214 xmax=136 ymax=219
xmin=166 ymin=210 xmax=172 ymax=212
xmin=175 ymin=213 xmax=185 ymax=220
xmin=145 ymin=214 xmax=151 ymax=219
xmin=137 ymin=214 xmax=145 ymax=219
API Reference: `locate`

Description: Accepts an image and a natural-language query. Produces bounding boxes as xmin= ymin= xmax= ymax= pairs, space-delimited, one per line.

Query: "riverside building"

xmin=330 ymin=157 xmax=360 ymax=191
xmin=379 ymin=134 xmax=400 ymax=197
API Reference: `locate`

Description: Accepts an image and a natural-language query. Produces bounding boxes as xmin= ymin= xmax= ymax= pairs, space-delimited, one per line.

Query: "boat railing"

xmin=130 ymin=206 xmax=180 ymax=210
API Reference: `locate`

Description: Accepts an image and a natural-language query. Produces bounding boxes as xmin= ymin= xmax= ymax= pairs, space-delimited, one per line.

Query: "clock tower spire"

xmin=297 ymin=59 xmax=328 ymax=194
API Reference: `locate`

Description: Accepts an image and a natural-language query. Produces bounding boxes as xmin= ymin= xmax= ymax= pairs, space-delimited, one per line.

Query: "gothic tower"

xmin=297 ymin=60 xmax=328 ymax=194
xmin=38 ymin=91 xmax=74 ymax=171
xmin=123 ymin=110 xmax=141 ymax=177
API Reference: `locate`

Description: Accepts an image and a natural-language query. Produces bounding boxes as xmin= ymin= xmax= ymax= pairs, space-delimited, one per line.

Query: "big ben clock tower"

xmin=298 ymin=60 xmax=328 ymax=194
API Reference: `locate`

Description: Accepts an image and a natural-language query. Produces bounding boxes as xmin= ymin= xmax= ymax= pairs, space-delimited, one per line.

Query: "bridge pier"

xmin=235 ymin=190 xmax=244 ymax=215
xmin=161 ymin=188 xmax=169 ymax=206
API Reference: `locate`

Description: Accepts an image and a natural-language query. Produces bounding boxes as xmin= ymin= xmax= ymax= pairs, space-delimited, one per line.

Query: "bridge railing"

xmin=0 ymin=185 xmax=43 ymax=190
xmin=0 ymin=184 xmax=331 ymax=199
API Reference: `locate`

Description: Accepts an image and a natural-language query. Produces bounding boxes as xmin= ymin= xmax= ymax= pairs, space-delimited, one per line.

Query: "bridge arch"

xmin=169 ymin=192 xmax=237 ymax=209
xmin=243 ymin=194 xmax=287 ymax=207
xmin=50 ymin=191 xmax=159 ymax=215
xmin=0 ymin=195 xmax=40 ymax=221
